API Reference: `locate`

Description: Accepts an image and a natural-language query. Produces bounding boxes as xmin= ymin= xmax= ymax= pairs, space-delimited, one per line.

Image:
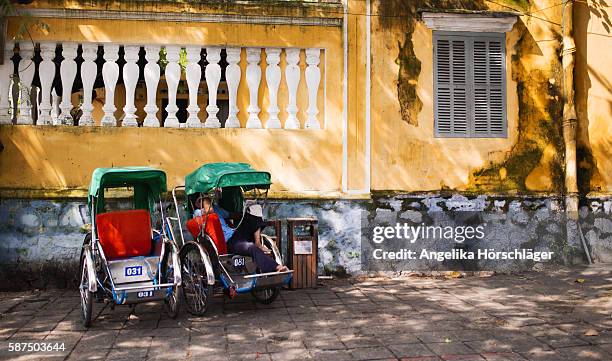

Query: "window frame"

xmin=433 ymin=31 xmax=508 ymax=138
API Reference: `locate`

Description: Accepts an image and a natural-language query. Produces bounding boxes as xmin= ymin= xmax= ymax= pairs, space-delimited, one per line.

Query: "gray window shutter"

xmin=434 ymin=37 xmax=468 ymax=136
xmin=434 ymin=32 xmax=506 ymax=138
xmin=473 ymin=38 xmax=505 ymax=136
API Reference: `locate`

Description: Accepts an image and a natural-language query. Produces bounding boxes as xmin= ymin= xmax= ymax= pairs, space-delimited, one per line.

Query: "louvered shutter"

xmin=434 ymin=37 xmax=468 ymax=136
xmin=473 ymin=38 xmax=505 ymax=136
xmin=434 ymin=32 xmax=506 ymax=138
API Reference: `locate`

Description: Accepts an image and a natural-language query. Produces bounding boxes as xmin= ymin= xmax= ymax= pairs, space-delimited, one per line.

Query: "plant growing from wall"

xmin=1 ymin=0 xmax=49 ymax=41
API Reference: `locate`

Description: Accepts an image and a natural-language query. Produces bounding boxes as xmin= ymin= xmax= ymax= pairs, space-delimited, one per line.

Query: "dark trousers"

xmin=228 ymin=240 xmax=278 ymax=273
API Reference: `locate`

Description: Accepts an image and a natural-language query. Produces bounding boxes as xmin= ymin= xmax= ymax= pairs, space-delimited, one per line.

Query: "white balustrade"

xmin=122 ymin=45 xmax=140 ymax=127
xmin=225 ymin=47 xmax=241 ymax=128
xmin=38 ymin=43 xmax=56 ymax=125
xmin=79 ymin=44 xmax=97 ymax=126
xmin=143 ymin=45 xmax=160 ymax=127
xmin=204 ymin=47 xmax=221 ymax=128
xmin=58 ymin=43 xmax=78 ymax=125
xmin=184 ymin=46 xmax=201 ymax=128
xmin=16 ymin=42 xmax=35 ymax=125
xmin=305 ymin=48 xmax=321 ymax=129
xmin=284 ymin=48 xmax=301 ymax=129
xmin=2 ymin=43 xmax=326 ymax=130
xmin=265 ymin=48 xmax=281 ymax=129
xmin=0 ymin=42 xmax=14 ymax=124
xmin=51 ymin=89 xmax=60 ymax=124
xmin=246 ymin=48 xmax=262 ymax=129
xmin=101 ymin=44 xmax=119 ymax=126
xmin=164 ymin=46 xmax=181 ymax=128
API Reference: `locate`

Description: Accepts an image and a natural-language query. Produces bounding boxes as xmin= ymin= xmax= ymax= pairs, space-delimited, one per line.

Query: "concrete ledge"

xmin=22 ymin=8 xmax=343 ymax=27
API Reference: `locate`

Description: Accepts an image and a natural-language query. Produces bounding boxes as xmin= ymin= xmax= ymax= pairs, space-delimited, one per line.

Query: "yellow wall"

xmin=1 ymin=0 xmax=610 ymax=198
xmin=575 ymin=1 xmax=612 ymax=194
xmin=1 ymin=12 xmax=345 ymax=197
xmin=370 ymin=0 xmax=566 ymax=193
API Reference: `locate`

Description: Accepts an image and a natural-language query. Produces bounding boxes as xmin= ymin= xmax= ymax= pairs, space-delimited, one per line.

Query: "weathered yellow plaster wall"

xmin=346 ymin=0 xmax=367 ymax=191
xmin=2 ymin=0 xmax=609 ymax=198
xmin=0 ymin=126 xmax=343 ymax=196
xmin=0 ymin=14 xmax=344 ymax=197
xmin=371 ymin=0 xmax=566 ymax=193
xmin=575 ymin=1 xmax=612 ymax=194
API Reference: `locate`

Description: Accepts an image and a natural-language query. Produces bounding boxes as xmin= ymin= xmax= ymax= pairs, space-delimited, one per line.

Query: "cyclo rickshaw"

xmin=79 ymin=167 xmax=182 ymax=327
xmin=166 ymin=163 xmax=293 ymax=315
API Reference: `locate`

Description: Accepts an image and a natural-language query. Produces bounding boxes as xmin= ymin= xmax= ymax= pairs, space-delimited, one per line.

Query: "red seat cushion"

xmin=187 ymin=213 xmax=227 ymax=255
xmin=96 ymin=210 xmax=152 ymax=260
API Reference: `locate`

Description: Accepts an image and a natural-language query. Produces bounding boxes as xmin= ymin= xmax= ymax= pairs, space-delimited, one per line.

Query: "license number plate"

xmin=233 ymin=256 xmax=245 ymax=267
xmin=137 ymin=290 xmax=154 ymax=298
xmin=125 ymin=266 xmax=143 ymax=277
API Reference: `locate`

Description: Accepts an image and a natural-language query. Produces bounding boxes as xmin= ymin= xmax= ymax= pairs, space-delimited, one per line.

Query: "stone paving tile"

xmin=376 ymin=333 xmax=421 ymax=346
xmin=303 ymin=334 xmax=347 ymax=350
xmin=270 ymin=348 xmax=313 ymax=361
xmin=426 ymin=341 xmax=477 ymax=356
xmin=349 ymin=346 xmax=395 ymax=360
xmin=311 ymin=349 xmax=354 ymax=361
xmin=1 ymin=264 xmax=612 ymax=360
xmin=439 ymin=355 xmax=485 ymax=361
xmin=389 ymin=343 xmax=437 ymax=358
xmin=339 ymin=335 xmax=382 ymax=349
xmin=480 ymin=352 xmax=527 ymax=360
xmin=106 ymin=346 xmax=148 ymax=360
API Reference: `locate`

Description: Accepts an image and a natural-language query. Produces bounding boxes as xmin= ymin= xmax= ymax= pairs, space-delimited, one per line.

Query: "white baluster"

xmin=37 ymin=42 xmax=56 ymax=125
xmin=143 ymin=45 xmax=160 ymax=127
xmin=284 ymin=48 xmax=301 ymax=129
xmin=164 ymin=46 xmax=181 ymax=128
xmin=245 ymin=48 xmax=262 ymax=129
xmin=0 ymin=42 xmax=14 ymax=124
xmin=16 ymin=42 xmax=35 ymax=125
xmin=184 ymin=46 xmax=201 ymax=128
xmin=225 ymin=47 xmax=241 ymax=128
xmin=101 ymin=44 xmax=119 ymax=126
xmin=204 ymin=47 xmax=221 ymax=128
xmin=265 ymin=48 xmax=281 ymax=129
xmin=121 ymin=45 xmax=140 ymax=127
xmin=51 ymin=89 xmax=60 ymax=124
xmin=58 ymin=42 xmax=78 ymax=125
xmin=79 ymin=44 xmax=97 ymax=126
xmin=305 ymin=48 xmax=321 ymax=129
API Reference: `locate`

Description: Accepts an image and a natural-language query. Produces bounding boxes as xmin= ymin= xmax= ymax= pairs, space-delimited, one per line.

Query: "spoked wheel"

xmin=79 ymin=250 xmax=93 ymax=327
xmin=180 ymin=244 xmax=213 ymax=316
xmin=161 ymin=250 xmax=182 ymax=318
xmin=251 ymin=287 xmax=280 ymax=304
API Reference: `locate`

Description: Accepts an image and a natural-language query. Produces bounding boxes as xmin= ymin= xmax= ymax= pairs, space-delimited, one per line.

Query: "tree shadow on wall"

xmin=574 ymin=0 xmax=610 ymax=196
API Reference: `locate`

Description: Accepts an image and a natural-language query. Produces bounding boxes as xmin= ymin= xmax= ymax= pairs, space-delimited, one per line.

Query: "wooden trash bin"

xmin=286 ymin=218 xmax=318 ymax=289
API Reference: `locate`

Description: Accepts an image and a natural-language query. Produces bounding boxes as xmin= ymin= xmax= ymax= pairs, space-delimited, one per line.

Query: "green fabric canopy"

xmin=185 ymin=162 xmax=271 ymax=196
xmin=88 ymin=167 xmax=167 ymax=214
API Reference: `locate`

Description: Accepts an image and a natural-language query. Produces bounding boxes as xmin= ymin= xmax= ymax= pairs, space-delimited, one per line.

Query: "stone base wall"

xmin=0 ymin=194 xmax=610 ymax=289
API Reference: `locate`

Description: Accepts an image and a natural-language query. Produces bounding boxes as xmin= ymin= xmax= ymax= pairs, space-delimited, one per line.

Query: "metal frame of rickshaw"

xmin=80 ymin=168 xmax=182 ymax=327
xmin=167 ymin=168 xmax=292 ymax=313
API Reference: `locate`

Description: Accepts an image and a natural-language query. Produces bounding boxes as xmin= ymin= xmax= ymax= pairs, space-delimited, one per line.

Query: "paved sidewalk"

xmin=0 ymin=264 xmax=611 ymax=361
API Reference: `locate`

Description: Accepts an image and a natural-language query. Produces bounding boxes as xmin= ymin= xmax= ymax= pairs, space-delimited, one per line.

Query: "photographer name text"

xmin=373 ymin=248 xmax=553 ymax=261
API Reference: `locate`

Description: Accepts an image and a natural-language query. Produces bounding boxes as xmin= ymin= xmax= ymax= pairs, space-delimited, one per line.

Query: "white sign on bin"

xmin=294 ymin=240 xmax=313 ymax=255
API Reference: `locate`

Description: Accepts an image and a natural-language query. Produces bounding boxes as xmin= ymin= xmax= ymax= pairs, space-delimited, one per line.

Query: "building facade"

xmin=0 ymin=0 xmax=610 ymax=287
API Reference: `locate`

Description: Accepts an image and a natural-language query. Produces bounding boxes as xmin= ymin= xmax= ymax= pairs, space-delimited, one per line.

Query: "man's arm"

xmin=254 ymin=229 xmax=271 ymax=254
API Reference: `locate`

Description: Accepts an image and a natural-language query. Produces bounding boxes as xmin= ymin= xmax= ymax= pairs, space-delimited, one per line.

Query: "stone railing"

xmin=0 ymin=41 xmax=324 ymax=129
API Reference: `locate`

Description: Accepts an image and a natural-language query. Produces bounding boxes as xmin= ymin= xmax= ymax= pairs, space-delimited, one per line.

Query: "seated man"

xmin=213 ymin=193 xmax=288 ymax=273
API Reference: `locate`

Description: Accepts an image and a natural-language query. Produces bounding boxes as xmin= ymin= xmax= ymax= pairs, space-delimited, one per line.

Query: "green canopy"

xmin=88 ymin=167 xmax=167 ymax=214
xmin=185 ymin=162 xmax=271 ymax=196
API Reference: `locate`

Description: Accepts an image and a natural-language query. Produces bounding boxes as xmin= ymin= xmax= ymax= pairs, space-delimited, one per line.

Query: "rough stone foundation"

xmin=0 ymin=194 xmax=610 ymax=289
